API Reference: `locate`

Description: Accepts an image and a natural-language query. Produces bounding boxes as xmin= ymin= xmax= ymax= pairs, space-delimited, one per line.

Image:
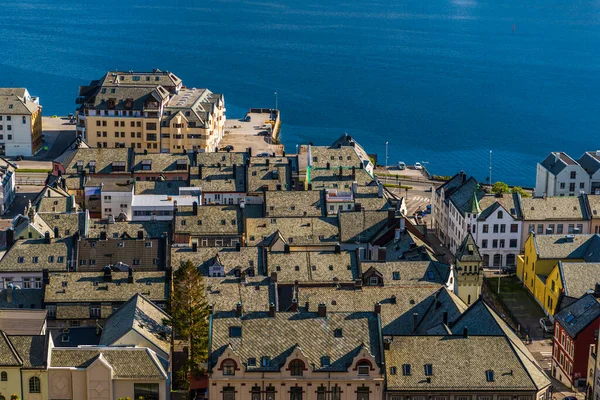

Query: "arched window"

xmin=506 ymin=254 xmax=516 ymax=266
xmin=483 ymin=254 xmax=490 ymax=266
xmin=221 ymin=359 xmax=237 ymax=376
xmin=493 ymin=254 xmax=502 ymax=267
xmin=0 ymin=371 xmax=5 ymax=381
xmin=29 ymin=376 xmax=41 ymax=393
xmin=290 ymin=359 xmax=304 ymax=376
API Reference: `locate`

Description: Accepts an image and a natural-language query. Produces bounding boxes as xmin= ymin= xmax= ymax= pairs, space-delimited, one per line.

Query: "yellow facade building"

xmin=76 ymin=70 xmax=225 ymax=153
xmin=517 ymin=233 xmax=600 ymax=316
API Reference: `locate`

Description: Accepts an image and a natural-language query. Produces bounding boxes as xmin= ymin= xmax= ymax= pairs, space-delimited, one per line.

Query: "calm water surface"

xmin=1 ymin=0 xmax=600 ymax=185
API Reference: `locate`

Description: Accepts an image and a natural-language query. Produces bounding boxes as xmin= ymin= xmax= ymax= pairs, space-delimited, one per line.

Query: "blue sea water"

xmin=1 ymin=0 xmax=599 ymax=186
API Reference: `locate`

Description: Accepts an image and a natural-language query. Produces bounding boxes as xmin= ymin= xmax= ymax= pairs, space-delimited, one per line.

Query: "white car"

xmin=414 ymin=162 xmax=423 ymax=170
xmin=398 ymin=161 xmax=406 ymax=170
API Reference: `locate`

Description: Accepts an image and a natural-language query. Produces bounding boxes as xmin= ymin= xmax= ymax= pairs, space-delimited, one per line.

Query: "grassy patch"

xmin=383 ymin=183 xmax=413 ymax=189
xmin=16 ymin=168 xmax=51 ymax=173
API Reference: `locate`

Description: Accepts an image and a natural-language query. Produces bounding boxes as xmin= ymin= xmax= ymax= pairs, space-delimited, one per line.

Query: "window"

xmin=29 ymin=376 xmax=41 ymax=393
xmin=492 ymin=239 xmax=498 ymax=248
xmin=222 ymin=360 xmax=236 ymax=376
xmin=290 ymin=359 xmax=304 ymax=376
xmin=357 ymin=361 xmax=370 ymax=376
xmin=485 ymin=370 xmax=494 ymax=382
xmin=509 ymin=239 xmax=518 ymax=248
xmin=290 ymin=387 xmax=303 ymax=400
xmin=146 ymin=122 xmax=157 ymax=130
xmin=90 ymin=306 xmax=101 ymax=318
xmin=500 ymin=224 xmax=506 ymax=233
xmin=557 ymin=224 xmax=564 ymax=234
xmin=481 ymin=240 xmax=488 ymax=249
xmin=252 ymin=386 xmax=261 ymax=400
xmin=321 ymin=356 xmax=331 ymax=367
xmin=369 ymin=277 xmax=378 ymax=286
xmin=229 ymin=326 xmax=242 ymax=338
xmin=317 ymin=387 xmax=326 ymax=400
xmin=392 ymin=271 xmax=400 ymax=280
xmin=17 ymin=257 xmax=23 ymax=263
xmin=493 ymin=224 xmax=499 ymax=233
xmin=223 ymin=387 xmax=236 ymax=400
xmin=499 ymin=239 xmax=505 ymax=248
xmin=483 ymin=224 xmax=489 ymax=233
xmin=570 ymin=182 xmax=576 ymax=192
xmin=261 ymin=356 xmax=271 ymax=367
xmin=424 ymin=364 xmax=433 ymax=376
xmin=497 ymin=211 xmax=503 ymax=219
xmin=568 ymin=224 xmax=575 ymax=234
xmin=356 ymin=387 xmax=369 ymax=400
xmin=0 ymin=371 xmax=6 ymax=381
xmin=390 ymin=366 xmax=397 ymax=375
xmin=248 ymin=357 xmax=256 ymax=366
xmin=402 ymin=364 xmax=411 ymax=375
xmin=560 ymin=182 xmax=566 ymax=189
xmin=537 ymin=224 xmax=544 ymax=234
xmin=571 ymin=171 xmax=577 ymax=179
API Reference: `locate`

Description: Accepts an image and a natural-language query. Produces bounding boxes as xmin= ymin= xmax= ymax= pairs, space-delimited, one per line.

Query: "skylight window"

xmin=485 ymin=370 xmax=494 ymax=382
xmin=424 ymin=364 xmax=433 ymax=376
xmin=229 ymin=326 xmax=242 ymax=338
xmin=402 ymin=364 xmax=411 ymax=376
xmin=321 ymin=356 xmax=330 ymax=367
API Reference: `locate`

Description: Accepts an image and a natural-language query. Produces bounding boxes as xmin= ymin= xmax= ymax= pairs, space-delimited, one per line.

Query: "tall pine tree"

xmin=169 ymin=260 xmax=210 ymax=380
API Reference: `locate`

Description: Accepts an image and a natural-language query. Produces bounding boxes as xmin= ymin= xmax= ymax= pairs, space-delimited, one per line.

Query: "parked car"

xmin=501 ymin=265 xmax=516 ymax=275
xmin=414 ymin=162 xmax=423 ymax=170
xmin=398 ymin=161 xmax=406 ymax=170
xmin=15 ymin=155 xmax=23 ymax=161
xmin=539 ymin=318 xmax=553 ymax=334
xmin=257 ymin=152 xmax=270 ymax=157
xmin=222 ymin=145 xmax=234 ymax=152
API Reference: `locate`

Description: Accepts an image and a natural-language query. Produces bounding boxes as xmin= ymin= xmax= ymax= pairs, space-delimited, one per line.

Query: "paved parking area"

xmin=220 ymin=113 xmax=283 ymax=156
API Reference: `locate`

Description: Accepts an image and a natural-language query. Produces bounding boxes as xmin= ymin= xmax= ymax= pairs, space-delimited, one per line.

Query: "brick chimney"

xmin=291 ymin=299 xmax=298 ymax=312
xmin=318 ymin=303 xmax=327 ymax=318
xmin=235 ymin=302 xmax=243 ymax=317
xmin=374 ymin=302 xmax=381 ymax=315
xmin=268 ymin=302 xmax=276 ymax=317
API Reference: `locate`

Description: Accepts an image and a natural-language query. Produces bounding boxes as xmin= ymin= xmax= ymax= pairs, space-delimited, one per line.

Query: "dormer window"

xmin=261 ymin=356 xmax=270 ymax=367
xmin=321 ymin=356 xmax=331 ymax=367
xmin=229 ymin=326 xmax=242 ymax=338
xmin=142 ymin=159 xmax=152 ymax=171
xmin=357 ymin=361 xmax=371 ymax=376
xmin=112 ymin=161 xmax=126 ymax=172
xmin=334 ymin=328 xmax=343 ymax=338
xmin=402 ymin=364 xmax=411 ymax=376
xmin=485 ymin=370 xmax=494 ymax=382
xmin=89 ymin=160 xmax=96 ymax=174
xmin=222 ymin=360 xmax=236 ymax=376
xmin=393 ymin=271 xmax=400 ymax=280
xmin=76 ymin=160 xmax=84 ymax=172
xmin=424 ymin=364 xmax=433 ymax=376
xmin=289 ymin=359 xmax=305 ymax=376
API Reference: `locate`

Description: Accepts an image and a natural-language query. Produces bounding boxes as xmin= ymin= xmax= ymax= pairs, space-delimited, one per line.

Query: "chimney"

xmin=595 ymin=283 xmax=600 ymax=298
xmin=284 ymin=244 xmax=290 ymax=254
xmin=103 ymin=267 xmax=112 ymax=283
xmin=233 ymin=164 xmax=237 ymax=178
xmin=236 ymin=242 xmax=241 ymax=252
xmin=390 ymin=295 xmax=397 ymax=304
xmin=308 ymin=183 xmax=312 ymax=190
xmin=270 ymin=271 xmax=277 ymax=283
xmin=383 ymin=338 xmax=391 ymax=350
xmin=266 ymin=159 xmax=270 ymax=166
xmin=193 ymin=201 xmax=198 ymax=216
xmin=334 ymin=244 xmax=341 ymax=254
xmin=100 ymin=231 xmax=107 ymax=241
xmin=291 ymin=299 xmax=298 ymax=312
xmin=235 ymin=302 xmax=243 ymax=317
xmin=387 ymin=209 xmax=396 ymax=226
xmin=268 ymin=302 xmax=276 ymax=317
xmin=443 ymin=311 xmax=448 ymax=325
xmin=326 ymin=162 xmax=330 ymax=170
xmin=318 ymin=303 xmax=327 ymax=318
xmin=463 ymin=327 xmax=468 ymax=338
xmin=192 ymin=242 xmax=198 ymax=252
xmin=128 ymin=267 xmax=134 ymax=284
xmin=6 ymin=229 xmax=14 ymax=250
xmin=198 ymin=165 xmax=203 ymax=179
xmin=247 ymin=147 xmax=252 ymax=157
xmin=412 ymin=312 xmax=418 ymax=333
xmin=374 ymin=302 xmax=381 ymax=315
xmin=378 ymin=182 xmax=384 ymax=198
xmin=352 ymin=166 xmax=356 ymax=179
xmin=137 ymin=230 xmax=144 ymax=240
xmin=6 ymin=286 xmax=13 ymax=304
xmin=173 ymin=200 xmax=178 ymax=216
xmin=352 ymin=181 xmax=358 ymax=194
xmin=44 ymin=231 xmax=51 ymax=244
xmin=42 ymin=269 xmax=49 ymax=285
xmin=354 ymin=203 xmax=362 ymax=212
xmin=338 ymin=165 xmax=343 ymax=178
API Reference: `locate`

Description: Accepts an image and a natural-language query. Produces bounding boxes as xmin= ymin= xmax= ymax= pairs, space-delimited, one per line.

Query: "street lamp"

xmin=274 ymin=91 xmax=278 ymax=111
xmin=385 ymin=141 xmax=389 ymax=169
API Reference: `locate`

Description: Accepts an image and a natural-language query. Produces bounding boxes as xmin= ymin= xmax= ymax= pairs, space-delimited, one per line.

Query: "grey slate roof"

xmin=539 ymin=152 xmax=575 ymax=175
xmin=190 ymin=164 xmax=246 ymax=193
xmin=560 ymin=262 xmax=600 ymax=299
xmin=50 ymin=347 xmax=167 ymax=379
xmin=44 ymin=271 xmax=167 ymax=303
xmin=0 ymin=239 xmax=71 ymax=272
xmin=0 ymin=331 xmax=22 ymax=366
xmin=339 ymin=210 xmax=391 ymax=243
xmin=267 ymin=251 xmax=358 ymax=284
xmin=455 ymin=233 xmax=482 ymax=262
xmin=448 ymin=178 xmax=486 ymax=217
xmin=477 ymin=193 xmax=522 ymax=221
xmin=0 ymin=289 xmax=43 ymax=309
xmin=246 ymin=217 xmax=339 ymax=247
xmin=175 ymin=205 xmax=242 ymax=235
xmin=554 ymin=293 xmax=600 ymax=338
xmin=521 ymin=196 xmax=589 ymax=221
xmin=8 ymin=335 xmax=46 ymax=368
xmin=205 ymin=276 xmax=274 ymax=312
xmin=100 ymin=294 xmax=171 ymax=355
xmin=171 ymin=246 xmax=260 ymax=276
xmin=265 ymin=191 xmax=324 ymax=217
xmin=132 ymin=152 xmax=192 ymax=173
xmin=361 ymin=261 xmax=450 ymax=286
xmin=578 ymin=152 xmax=600 ymax=176
xmin=0 ymin=310 xmax=46 ymax=335
xmin=385 ymin=335 xmax=540 ymax=391
xmin=210 ymin=311 xmax=381 ymax=372
xmin=0 ymin=88 xmax=41 ymax=115
xmin=533 ymin=234 xmax=600 ymax=260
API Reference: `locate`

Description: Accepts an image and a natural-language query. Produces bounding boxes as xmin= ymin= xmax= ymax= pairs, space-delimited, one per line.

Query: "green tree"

xmin=511 ymin=186 xmax=531 ymax=197
xmin=491 ymin=181 xmax=509 ymax=194
xmin=168 ymin=260 xmax=210 ymax=382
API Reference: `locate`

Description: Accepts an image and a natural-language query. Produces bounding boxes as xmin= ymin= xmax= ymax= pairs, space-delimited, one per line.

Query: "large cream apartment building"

xmin=76 ymin=70 xmax=225 ymax=153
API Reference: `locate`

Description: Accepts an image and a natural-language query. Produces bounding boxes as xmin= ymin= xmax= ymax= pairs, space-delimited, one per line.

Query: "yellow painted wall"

xmin=22 ymin=370 xmax=49 ymax=400
xmin=544 ymin=265 xmax=563 ymax=316
xmin=86 ymin=116 xmax=160 ymax=152
xmin=0 ymin=367 xmax=23 ymax=399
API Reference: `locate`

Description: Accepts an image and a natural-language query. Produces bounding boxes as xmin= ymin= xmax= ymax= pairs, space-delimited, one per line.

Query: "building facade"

xmin=0 ymin=88 xmax=42 ymax=156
